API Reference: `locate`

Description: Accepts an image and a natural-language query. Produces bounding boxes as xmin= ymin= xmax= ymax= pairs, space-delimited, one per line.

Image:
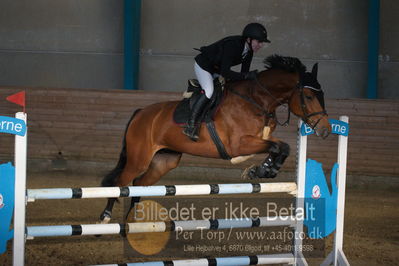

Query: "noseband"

xmin=299 ymin=85 xmax=328 ymax=130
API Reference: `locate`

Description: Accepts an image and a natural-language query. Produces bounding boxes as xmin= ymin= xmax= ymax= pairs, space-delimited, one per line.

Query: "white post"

xmin=333 ymin=116 xmax=349 ymax=265
xmin=294 ymin=120 xmax=308 ymax=266
xmin=13 ymin=112 xmax=27 ymax=266
xmin=321 ymin=116 xmax=350 ymax=266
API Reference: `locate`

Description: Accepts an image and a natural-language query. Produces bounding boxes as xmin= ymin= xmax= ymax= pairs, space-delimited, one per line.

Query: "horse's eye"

xmin=305 ymin=95 xmax=313 ymax=100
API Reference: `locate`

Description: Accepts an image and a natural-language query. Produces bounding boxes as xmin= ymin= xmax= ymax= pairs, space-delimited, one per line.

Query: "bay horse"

xmin=99 ymin=55 xmax=331 ymax=223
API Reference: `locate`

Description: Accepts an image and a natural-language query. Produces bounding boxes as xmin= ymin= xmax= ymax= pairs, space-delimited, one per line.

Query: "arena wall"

xmin=0 ymin=1 xmax=397 ymax=98
xmin=1 ymin=88 xmax=398 ymax=178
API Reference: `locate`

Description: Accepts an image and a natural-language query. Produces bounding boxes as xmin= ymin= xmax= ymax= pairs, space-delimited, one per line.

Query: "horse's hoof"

xmin=263 ymin=171 xmax=277 ymax=179
xmin=241 ymin=165 xmax=257 ymax=180
xmin=99 ymin=210 xmax=112 ymax=224
xmin=100 ymin=216 xmax=111 ymax=224
xmin=257 ymin=166 xmax=278 ymax=179
xmin=242 ymin=164 xmax=279 ymax=179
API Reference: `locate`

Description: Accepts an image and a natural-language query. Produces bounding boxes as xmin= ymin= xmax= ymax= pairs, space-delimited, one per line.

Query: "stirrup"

xmin=188 ymin=79 xmax=200 ymax=88
xmin=183 ymin=125 xmax=199 ymax=141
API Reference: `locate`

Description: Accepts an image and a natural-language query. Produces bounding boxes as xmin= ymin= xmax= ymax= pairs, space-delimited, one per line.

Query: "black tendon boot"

xmin=255 ymin=156 xmax=276 ymax=178
xmin=183 ymin=94 xmax=209 ymax=141
xmin=248 ymin=143 xmax=290 ymax=179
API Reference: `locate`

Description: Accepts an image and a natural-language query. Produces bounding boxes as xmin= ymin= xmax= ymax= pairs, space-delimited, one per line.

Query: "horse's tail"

xmin=101 ymin=108 xmax=142 ymax=187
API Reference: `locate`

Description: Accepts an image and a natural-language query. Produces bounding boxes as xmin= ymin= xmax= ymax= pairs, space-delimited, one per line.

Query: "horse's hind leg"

xmin=100 ymin=198 xmax=117 ymax=223
xmin=127 ymin=149 xmax=182 ymax=218
xmin=100 ymin=150 xmax=155 ymax=224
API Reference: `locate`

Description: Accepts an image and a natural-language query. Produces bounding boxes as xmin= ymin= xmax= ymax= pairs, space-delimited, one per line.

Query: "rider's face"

xmin=251 ymin=39 xmax=265 ymax=53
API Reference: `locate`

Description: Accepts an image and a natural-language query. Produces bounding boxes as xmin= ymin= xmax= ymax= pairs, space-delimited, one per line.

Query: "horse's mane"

xmin=263 ymin=54 xmax=306 ymax=74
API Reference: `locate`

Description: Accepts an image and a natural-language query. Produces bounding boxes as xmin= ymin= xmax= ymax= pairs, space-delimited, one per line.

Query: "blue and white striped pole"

xmin=27 ymin=182 xmax=297 ymax=202
xmin=26 ymin=216 xmax=296 ymax=238
xmin=95 ymin=253 xmax=295 ymax=266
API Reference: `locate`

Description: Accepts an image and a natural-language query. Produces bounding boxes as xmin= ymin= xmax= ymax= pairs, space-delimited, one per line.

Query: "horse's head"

xmin=289 ymin=63 xmax=331 ymax=139
xmin=257 ymin=55 xmax=330 ymax=138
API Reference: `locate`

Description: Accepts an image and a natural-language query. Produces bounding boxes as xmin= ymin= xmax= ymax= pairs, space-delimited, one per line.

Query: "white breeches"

xmin=194 ymin=62 xmax=216 ymax=99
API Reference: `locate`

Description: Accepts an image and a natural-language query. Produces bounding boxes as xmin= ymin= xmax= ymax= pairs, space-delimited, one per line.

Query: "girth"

xmin=206 ymin=121 xmax=231 ymax=160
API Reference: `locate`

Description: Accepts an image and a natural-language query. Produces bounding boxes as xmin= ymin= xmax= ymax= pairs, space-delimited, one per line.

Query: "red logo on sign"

xmin=311 ymin=185 xmax=321 ymax=199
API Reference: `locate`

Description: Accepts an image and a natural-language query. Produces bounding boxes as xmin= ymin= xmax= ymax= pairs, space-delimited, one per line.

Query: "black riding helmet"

xmin=242 ymin=23 xmax=271 ymax=43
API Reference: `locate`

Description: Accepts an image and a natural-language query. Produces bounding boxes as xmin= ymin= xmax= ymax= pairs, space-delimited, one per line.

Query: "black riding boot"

xmin=183 ymin=94 xmax=209 ymax=141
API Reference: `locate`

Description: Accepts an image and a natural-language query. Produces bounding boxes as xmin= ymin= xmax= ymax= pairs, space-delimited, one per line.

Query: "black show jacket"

xmin=194 ymin=35 xmax=253 ymax=81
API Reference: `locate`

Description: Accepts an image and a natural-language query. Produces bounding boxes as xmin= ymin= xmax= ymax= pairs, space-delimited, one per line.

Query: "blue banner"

xmin=300 ymin=119 xmax=349 ymax=136
xmin=304 ymin=159 xmax=338 ymax=239
xmin=0 ymin=116 xmax=26 ymax=136
xmin=0 ymin=162 xmax=15 ymax=254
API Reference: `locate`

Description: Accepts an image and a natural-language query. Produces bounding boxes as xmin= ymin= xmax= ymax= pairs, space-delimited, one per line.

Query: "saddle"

xmin=173 ymin=77 xmax=225 ymax=125
xmin=173 ymin=77 xmax=231 ymax=160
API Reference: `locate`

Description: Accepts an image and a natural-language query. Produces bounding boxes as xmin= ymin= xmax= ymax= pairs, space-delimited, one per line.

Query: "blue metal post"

xmin=367 ymin=0 xmax=380 ymax=99
xmin=124 ymin=0 xmax=141 ymax=90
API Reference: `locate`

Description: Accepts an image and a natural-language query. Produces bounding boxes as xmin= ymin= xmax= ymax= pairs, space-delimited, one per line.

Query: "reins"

xmin=229 ymin=88 xmax=273 ymax=117
xmin=254 ymin=76 xmax=292 ymax=126
xmin=230 ymin=77 xmax=291 ymax=126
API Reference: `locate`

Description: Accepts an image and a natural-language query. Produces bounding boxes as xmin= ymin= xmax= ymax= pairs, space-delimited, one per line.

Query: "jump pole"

xmin=26 ymin=182 xmax=297 ymax=201
xmin=26 ymin=216 xmax=296 ymax=238
xmin=7 ymin=114 xmax=350 ymax=266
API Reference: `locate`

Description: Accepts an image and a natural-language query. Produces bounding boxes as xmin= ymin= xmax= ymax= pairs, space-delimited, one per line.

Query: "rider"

xmin=183 ymin=22 xmax=271 ymax=141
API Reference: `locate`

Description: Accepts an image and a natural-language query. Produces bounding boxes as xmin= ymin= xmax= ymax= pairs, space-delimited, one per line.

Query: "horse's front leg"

xmin=237 ymin=136 xmax=290 ymax=179
xmin=252 ymin=141 xmax=290 ymax=179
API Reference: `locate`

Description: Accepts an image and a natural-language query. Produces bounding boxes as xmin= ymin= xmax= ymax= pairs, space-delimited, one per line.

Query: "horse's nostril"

xmin=315 ymin=127 xmax=330 ymax=139
xmin=322 ymin=128 xmax=330 ymax=139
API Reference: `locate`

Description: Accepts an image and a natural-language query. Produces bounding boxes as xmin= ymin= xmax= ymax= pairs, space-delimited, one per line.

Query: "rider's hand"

xmin=244 ymin=70 xmax=258 ymax=80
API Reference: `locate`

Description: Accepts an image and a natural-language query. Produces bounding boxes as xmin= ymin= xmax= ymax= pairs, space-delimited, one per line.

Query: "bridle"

xmin=230 ymin=76 xmax=328 ymax=129
xmin=299 ymin=85 xmax=328 ymax=130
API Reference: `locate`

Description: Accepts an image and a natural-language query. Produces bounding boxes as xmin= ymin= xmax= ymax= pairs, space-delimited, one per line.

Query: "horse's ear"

xmin=312 ymin=63 xmax=318 ymax=77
